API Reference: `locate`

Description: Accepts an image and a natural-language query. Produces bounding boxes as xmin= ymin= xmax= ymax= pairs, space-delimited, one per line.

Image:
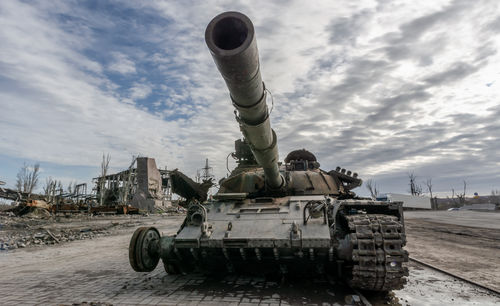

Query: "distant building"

xmin=460 ymin=203 xmax=497 ymax=211
xmin=377 ymin=193 xmax=433 ymax=210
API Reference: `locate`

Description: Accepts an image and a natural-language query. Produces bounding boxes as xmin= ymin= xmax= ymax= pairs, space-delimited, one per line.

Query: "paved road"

xmin=0 ymin=217 xmax=352 ymax=305
xmin=404 ymin=210 xmax=500 ymax=292
xmin=0 ymin=216 xmax=499 ymax=305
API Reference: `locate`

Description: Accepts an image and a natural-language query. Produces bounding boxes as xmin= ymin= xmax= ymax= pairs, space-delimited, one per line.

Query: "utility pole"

xmin=200 ymin=158 xmax=214 ymax=182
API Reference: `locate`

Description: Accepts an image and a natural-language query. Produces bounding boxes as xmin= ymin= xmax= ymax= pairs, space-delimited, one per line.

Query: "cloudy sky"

xmin=1 ymin=0 xmax=499 ymax=197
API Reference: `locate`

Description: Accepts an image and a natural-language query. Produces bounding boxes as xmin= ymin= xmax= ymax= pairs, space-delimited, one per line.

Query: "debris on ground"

xmin=0 ymin=213 xmax=182 ymax=251
xmin=156 ymin=205 xmax=186 ymax=214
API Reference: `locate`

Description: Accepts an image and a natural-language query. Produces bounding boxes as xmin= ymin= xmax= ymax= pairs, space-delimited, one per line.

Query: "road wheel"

xmin=129 ymin=227 xmax=161 ymax=272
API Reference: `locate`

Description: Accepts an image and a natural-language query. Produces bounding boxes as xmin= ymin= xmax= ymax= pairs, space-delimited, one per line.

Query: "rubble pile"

xmin=0 ymin=205 xmax=185 ymax=252
xmin=155 ymin=205 xmax=186 ymax=214
xmin=0 ymin=214 xmax=143 ymax=251
xmin=0 ymin=215 xmax=113 ymax=251
xmin=0 ymin=227 xmax=110 ymax=250
xmin=14 ymin=207 xmax=51 ymax=218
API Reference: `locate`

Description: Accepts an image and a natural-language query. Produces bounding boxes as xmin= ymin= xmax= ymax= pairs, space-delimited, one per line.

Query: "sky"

xmin=0 ymin=0 xmax=499 ymax=197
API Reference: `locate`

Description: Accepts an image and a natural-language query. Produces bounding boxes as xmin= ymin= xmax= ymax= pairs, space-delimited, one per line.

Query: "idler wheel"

xmin=129 ymin=227 xmax=161 ymax=272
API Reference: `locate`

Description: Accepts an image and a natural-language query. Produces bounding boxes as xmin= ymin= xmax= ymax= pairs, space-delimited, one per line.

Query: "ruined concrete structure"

xmin=93 ymin=157 xmax=171 ymax=212
xmin=130 ymin=157 xmax=167 ymax=212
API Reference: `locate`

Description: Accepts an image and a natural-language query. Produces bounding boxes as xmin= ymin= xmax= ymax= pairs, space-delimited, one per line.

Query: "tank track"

xmin=344 ymin=214 xmax=408 ymax=291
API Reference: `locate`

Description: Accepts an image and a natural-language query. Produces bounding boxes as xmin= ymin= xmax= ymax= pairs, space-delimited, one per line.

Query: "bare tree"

xmin=491 ymin=189 xmax=500 ymax=204
xmin=456 ymin=180 xmax=467 ymax=205
xmin=44 ymin=177 xmax=62 ymax=204
xmin=450 ymin=180 xmax=467 ymax=207
xmin=15 ymin=163 xmax=40 ymax=197
xmin=67 ymin=181 xmax=77 ymax=194
xmin=120 ymin=155 xmax=137 ymax=204
xmin=408 ymin=172 xmax=423 ymax=196
xmin=425 ymin=178 xmax=435 ymax=209
xmin=44 ymin=177 xmax=55 ymax=202
xmin=57 ymin=181 xmax=63 ymax=195
xmin=449 ymin=187 xmax=458 ymax=207
xmin=365 ymin=179 xmax=379 ymax=199
xmin=99 ymin=154 xmax=111 ymax=206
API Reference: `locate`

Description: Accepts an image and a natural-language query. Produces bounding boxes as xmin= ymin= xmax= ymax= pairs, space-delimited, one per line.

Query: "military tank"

xmin=129 ymin=11 xmax=408 ymax=291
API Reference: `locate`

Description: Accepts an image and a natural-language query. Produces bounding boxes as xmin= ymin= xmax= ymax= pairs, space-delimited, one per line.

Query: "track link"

xmin=345 ymin=214 xmax=408 ymax=291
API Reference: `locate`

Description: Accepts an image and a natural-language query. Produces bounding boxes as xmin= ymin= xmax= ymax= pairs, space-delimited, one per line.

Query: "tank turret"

xmin=205 ymin=11 xmax=282 ymax=189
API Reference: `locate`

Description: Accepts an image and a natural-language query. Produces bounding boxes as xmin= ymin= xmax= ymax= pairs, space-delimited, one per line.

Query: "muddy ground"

xmin=404 ymin=210 xmax=500 ymax=292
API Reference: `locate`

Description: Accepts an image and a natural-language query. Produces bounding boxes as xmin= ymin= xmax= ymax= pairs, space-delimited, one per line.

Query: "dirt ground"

xmin=404 ymin=210 xmax=500 ymax=292
xmin=0 ymin=213 xmax=499 ymax=305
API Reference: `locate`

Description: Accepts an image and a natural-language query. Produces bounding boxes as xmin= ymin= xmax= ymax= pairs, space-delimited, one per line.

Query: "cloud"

xmin=108 ymin=52 xmax=136 ymax=74
xmin=328 ymin=9 xmax=373 ymax=46
xmin=129 ymin=82 xmax=152 ymax=100
xmin=0 ymin=0 xmax=499 ymax=197
xmin=423 ymin=62 xmax=480 ymax=86
xmin=0 ymin=0 xmax=182 ymax=168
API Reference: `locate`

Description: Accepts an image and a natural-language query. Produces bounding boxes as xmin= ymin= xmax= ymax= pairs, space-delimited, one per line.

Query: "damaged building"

xmin=93 ymin=157 xmax=172 ymax=212
xmin=1 ymin=157 xmax=213 ymax=215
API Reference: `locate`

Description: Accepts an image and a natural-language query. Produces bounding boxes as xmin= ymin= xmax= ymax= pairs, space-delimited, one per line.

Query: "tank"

xmin=129 ymin=11 xmax=408 ymax=291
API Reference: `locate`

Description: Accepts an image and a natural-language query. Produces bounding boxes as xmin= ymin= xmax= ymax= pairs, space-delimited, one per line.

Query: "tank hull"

xmin=153 ymin=196 xmax=408 ymax=291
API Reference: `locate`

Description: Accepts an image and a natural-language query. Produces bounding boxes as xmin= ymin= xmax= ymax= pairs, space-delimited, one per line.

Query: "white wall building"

xmin=378 ymin=193 xmax=433 ymax=210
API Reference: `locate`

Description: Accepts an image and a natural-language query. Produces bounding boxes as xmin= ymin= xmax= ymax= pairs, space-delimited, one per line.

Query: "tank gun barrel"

xmin=205 ymin=11 xmax=283 ymax=189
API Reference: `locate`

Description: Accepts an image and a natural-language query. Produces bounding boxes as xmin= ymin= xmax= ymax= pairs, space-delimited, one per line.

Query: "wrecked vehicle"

xmin=129 ymin=11 xmax=408 ymax=291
